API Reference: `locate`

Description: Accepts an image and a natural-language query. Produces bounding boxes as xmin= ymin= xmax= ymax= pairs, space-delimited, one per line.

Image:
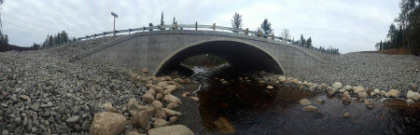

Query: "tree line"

xmin=231 ymin=12 xmax=340 ymax=54
xmin=32 ymin=31 xmax=72 ymax=49
xmin=375 ymin=0 xmax=420 ymax=55
xmin=0 ymin=30 xmax=8 ymax=45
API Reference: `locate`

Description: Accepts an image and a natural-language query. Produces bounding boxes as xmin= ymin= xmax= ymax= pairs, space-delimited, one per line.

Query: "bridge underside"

xmin=155 ymin=41 xmax=284 ymax=75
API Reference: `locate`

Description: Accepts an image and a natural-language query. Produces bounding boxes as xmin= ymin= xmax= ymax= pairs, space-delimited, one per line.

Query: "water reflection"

xmin=196 ymin=70 xmax=420 ymax=135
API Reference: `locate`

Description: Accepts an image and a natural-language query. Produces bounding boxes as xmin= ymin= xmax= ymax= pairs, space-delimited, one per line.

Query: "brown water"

xmin=197 ymin=78 xmax=420 ymax=135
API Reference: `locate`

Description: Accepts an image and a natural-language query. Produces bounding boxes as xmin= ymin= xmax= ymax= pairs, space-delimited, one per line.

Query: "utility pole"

xmin=111 ymin=12 xmax=118 ymax=36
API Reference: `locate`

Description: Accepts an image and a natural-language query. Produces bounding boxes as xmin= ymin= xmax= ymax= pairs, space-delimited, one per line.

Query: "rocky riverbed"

xmin=1 ymin=37 xmax=420 ymax=135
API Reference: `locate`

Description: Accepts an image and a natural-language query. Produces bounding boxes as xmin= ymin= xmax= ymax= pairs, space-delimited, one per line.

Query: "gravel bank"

xmin=287 ymin=52 xmax=420 ymax=94
xmin=0 ymin=37 xmax=149 ymax=134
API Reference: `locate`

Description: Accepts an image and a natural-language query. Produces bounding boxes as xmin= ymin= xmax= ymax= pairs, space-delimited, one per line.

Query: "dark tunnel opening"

xmin=155 ymin=41 xmax=284 ymax=76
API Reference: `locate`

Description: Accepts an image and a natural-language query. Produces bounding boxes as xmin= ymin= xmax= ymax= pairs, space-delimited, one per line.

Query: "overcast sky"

xmin=2 ymin=0 xmax=400 ymax=53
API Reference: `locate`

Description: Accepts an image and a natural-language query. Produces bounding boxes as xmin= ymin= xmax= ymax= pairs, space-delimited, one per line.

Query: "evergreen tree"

xmin=307 ymin=37 xmax=312 ymax=47
xmin=231 ymin=12 xmax=243 ymax=33
xmin=149 ymin=23 xmax=153 ymax=31
xmin=260 ymin=19 xmax=272 ymax=38
xmin=300 ymin=35 xmax=305 ymax=46
xmin=48 ymin=35 xmax=53 ymax=47
xmin=160 ymin=12 xmax=165 ymax=30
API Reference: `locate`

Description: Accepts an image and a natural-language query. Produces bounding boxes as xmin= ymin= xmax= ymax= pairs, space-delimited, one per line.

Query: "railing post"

xmin=212 ymin=23 xmax=216 ymax=31
xmin=245 ymin=28 xmax=248 ymax=35
xmin=195 ymin=22 xmax=198 ymax=30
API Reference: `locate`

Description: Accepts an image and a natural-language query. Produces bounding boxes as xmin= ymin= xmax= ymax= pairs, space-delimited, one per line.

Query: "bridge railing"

xmin=67 ymin=23 xmax=336 ymax=54
xmin=71 ymin=24 xmax=290 ymax=42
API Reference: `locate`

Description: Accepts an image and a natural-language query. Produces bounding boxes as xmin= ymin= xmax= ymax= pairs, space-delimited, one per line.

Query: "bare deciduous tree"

xmin=281 ymin=29 xmax=290 ymax=42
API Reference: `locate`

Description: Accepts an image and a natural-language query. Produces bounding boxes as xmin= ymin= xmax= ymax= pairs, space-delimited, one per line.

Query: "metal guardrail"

xmin=69 ymin=24 xmax=291 ymax=42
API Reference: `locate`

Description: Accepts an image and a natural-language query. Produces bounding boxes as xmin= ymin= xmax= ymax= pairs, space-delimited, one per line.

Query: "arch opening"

xmin=155 ymin=41 xmax=284 ymax=76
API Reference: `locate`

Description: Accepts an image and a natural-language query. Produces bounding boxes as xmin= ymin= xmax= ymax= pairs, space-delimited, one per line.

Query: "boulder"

xmin=406 ymin=99 xmax=415 ymax=105
xmin=89 ymin=112 xmax=126 ymax=135
xmin=221 ymin=81 xmax=229 ymax=85
xmin=342 ymin=93 xmax=351 ymax=105
xmin=353 ymin=85 xmax=365 ymax=93
xmin=163 ymin=94 xmax=181 ymax=105
xmin=316 ymin=98 xmax=325 ymax=104
xmin=152 ymin=100 xmax=163 ymax=108
xmin=373 ymin=89 xmax=380 ymax=95
xmin=147 ymin=89 xmax=156 ymax=96
xmin=157 ymin=81 xmax=169 ymax=88
xmin=176 ymin=84 xmax=185 ymax=90
xmin=142 ymin=68 xmax=149 ymax=73
xmin=332 ymin=82 xmax=343 ymax=89
xmin=389 ymin=89 xmax=400 ymax=98
xmin=309 ymin=85 xmax=317 ymax=91
xmin=380 ymin=90 xmax=387 ymax=96
xmin=327 ymin=87 xmax=335 ymax=95
xmin=153 ymin=119 xmax=169 ymax=128
xmin=148 ymin=125 xmax=194 ymax=135
xmin=321 ymin=83 xmax=328 ymax=89
xmin=146 ymin=84 xmax=164 ymax=93
xmin=189 ymin=97 xmax=199 ymax=102
xmin=127 ymin=98 xmax=144 ymax=112
xmin=135 ymin=110 xmax=152 ymax=129
xmin=339 ymin=88 xmax=346 ymax=93
xmin=298 ymin=99 xmax=312 ymax=105
xmin=278 ymin=76 xmax=286 ymax=81
xmin=154 ymin=107 xmax=167 ymax=119
xmin=385 ymin=92 xmax=391 ymax=98
xmin=166 ymin=103 xmax=180 ymax=109
xmin=163 ymin=85 xmax=177 ymax=95
xmin=266 ymin=85 xmax=274 ymax=90
xmin=156 ymin=93 xmax=163 ymax=100
xmin=407 ymin=91 xmax=420 ymax=101
xmin=343 ymin=112 xmax=350 ymax=118
xmin=344 ymin=85 xmax=352 ymax=91
xmin=358 ymin=92 xmax=368 ymax=100
xmin=163 ymin=108 xmax=182 ymax=117
xmin=214 ymin=117 xmax=236 ymax=134
xmin=168 ymin=116 xmax=179 ymax=124
xmin=101 ymin=102 xmax=114 ymax=111
xmin=303 ymin=105 xmax=318 ymax=112
xmin=142 ymin=93 xmax=154 ymax=104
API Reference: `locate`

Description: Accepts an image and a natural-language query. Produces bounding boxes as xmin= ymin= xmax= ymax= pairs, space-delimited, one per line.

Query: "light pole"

xmin=111 ymin=12 xmax=118 ymax=36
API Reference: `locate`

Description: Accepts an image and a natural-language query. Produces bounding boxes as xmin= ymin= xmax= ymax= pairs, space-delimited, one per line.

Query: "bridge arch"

xmin=154 ymin=39 xmax=285 ymax=76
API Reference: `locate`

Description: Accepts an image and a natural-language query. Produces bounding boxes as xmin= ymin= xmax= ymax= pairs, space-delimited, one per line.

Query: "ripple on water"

xmin=197 ymin=78 xmax=420 ymax=135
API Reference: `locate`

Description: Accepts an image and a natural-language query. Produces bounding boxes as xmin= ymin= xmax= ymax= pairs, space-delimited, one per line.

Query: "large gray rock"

xmin=148 ymin=125 xmax=194 ymax=135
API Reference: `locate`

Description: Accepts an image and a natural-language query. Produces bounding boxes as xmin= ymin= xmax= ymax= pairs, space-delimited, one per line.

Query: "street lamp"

xmin=111 ymin=12 xmax=118 ymax=36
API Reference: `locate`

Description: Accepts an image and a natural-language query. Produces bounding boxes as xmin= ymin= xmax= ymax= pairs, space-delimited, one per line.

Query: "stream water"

xmin=187 ymin=66 xmax=420 ymax=135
